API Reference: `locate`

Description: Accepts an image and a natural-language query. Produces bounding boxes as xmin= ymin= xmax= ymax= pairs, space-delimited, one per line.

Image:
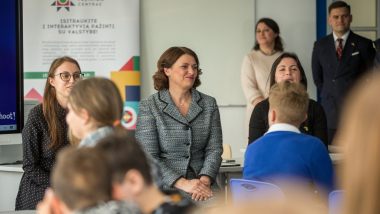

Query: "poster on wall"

xmin=23 ymin=0 xmax=140 ymax=130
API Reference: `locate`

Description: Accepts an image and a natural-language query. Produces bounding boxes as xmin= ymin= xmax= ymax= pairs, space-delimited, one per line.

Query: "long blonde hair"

xmin=68 ymin=77 xmax=128 ymax=146
xmin=43 ymin=56 xmax=81 ymax=150
xmin=336 ymin=74 xmax=380 ymax=214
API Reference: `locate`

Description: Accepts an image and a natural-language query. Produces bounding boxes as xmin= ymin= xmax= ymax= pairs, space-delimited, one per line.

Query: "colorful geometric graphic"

xmin=110 ymin=71 xmax=140 ymax=102
xmin=122 ymin=101 xmax=139 ymax=129
xmin=120 ymin=56 xmax=140 ymax=71
xmin=51 ymin=0 xmax=75 ymax=11
xmin=111 ymin=56 xmax=140 ymax=130
xmin=125 ymin=86 xmax=140 ymax=102
xmin=25 ymin=88 xmax=43 ymax=103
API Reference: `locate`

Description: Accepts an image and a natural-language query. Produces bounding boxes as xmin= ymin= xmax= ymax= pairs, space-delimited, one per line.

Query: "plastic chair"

xmin=329 ymin=190 xmax=345 ymax=214
xmin=222 ymin=143 xmax=232 ymax=159
xmin=230 ymin=179 xmax=286 ymax=206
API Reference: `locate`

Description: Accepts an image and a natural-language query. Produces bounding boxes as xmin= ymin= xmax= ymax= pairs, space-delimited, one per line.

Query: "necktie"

xmin=337 ymin=38 xmax=343 ymax=60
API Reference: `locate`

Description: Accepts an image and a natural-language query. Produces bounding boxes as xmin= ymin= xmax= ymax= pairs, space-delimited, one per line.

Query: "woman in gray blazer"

xmin=136 ymin=47 xmax=223 ymax=207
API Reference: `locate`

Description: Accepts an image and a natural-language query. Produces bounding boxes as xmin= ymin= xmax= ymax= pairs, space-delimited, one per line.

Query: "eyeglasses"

xmin=55 ymin=73 xmax=84 ymax=82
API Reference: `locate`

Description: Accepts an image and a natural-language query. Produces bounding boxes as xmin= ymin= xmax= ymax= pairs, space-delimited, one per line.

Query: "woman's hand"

xmin=174 ymin=178 xmax=213 ymax=198
xmin=252 ymin=97 xmax=264 ymax=106
xmin=192 ymin=176 xmax=213 ymax=201
xmin=200 ymin=175 xmax=212 ymax=186
xmin=37 ymin=189 xmax=59 ymax=214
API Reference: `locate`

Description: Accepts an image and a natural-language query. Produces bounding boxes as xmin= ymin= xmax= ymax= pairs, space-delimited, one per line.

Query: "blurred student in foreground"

xmin=37 ymin=136 xmax=195 ymax=214
xmin=37 ymin=147 xmax=138 ymax=214
xmin=95 ymin=135 xmax=196 ymax=214
xmin=243 ymin=81 xmax=336 ymax=205
xmin=335 ymin=74 xmax=380 ymax=214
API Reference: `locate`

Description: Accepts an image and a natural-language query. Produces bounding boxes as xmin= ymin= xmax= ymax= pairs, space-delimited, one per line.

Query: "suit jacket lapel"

xmin=186 ymin=89 xmax=203 ymax=123
xmin=336 ymin=32 xmax=357 ymax=77
xmin=159 ymin=89 xmax=189 ymax=126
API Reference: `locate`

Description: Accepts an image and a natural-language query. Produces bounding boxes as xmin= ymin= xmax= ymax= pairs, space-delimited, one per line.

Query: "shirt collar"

xmin=265 ymin=123 xmax=300 ymax=135
xmin=333 ymin=30 xmax=350 ymax=42
xmin=78 ymin=126 xmax=114 ymax=148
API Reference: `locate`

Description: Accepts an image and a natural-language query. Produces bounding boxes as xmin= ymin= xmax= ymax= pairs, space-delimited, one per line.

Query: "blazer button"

xmin=185 ymin=155 xmax=189 ymax=159
xmin=185 ymin=142 xmax=190 ymax=146
xmin=184 ymin=126 xmax=190 ymax=130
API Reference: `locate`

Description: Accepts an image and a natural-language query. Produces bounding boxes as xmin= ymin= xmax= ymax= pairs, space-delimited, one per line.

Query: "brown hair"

xmin=268 ymin=81 xmax=309 ymax=126
xmin=68 ymin=77 xmax=128 ymax=146
xmin=336 ymin=74 xmax=380 ymax=214
xmin=43 ymin=56 xmax=81 ymax=150
xmin=253 ymin=18 xmax=284 ymax=52
xmin=52 ymin=147 xmax=112 ymax=210
xmin=95 ymin=135 xmax=153 ymax=185
xmin=328 ymin=1 xmax=350 ymax=15
xmin=269 ymin=52 xmax=308 ymax=90
xmin=152 ymin=47 xmax=202 ymax=91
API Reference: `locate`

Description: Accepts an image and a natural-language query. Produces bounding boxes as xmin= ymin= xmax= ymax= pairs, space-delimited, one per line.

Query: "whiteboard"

xmin=140 ymin=0 xmax=255 ymax=105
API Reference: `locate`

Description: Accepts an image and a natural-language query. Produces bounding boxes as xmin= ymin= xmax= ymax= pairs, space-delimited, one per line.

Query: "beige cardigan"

xmin=241 ymin=50 xmax=283 ymax=137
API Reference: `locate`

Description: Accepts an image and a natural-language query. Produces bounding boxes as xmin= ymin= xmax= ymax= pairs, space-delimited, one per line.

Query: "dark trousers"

xmin=328 ymin=128 xmax=337 ymax=146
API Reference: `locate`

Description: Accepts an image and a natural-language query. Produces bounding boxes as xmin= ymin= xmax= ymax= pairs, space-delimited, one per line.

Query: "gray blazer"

xmin=136 ymin=88 xmax=223 ymax=190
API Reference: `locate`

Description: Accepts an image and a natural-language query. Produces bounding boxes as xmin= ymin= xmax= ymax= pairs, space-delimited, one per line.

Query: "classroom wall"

xmin=140 ymin=0 xmax=317 ymax=158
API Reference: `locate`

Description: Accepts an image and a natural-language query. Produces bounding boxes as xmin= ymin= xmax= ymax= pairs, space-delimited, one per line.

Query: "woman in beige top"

xmin=241 ymin=18 xmax=284 ymax=137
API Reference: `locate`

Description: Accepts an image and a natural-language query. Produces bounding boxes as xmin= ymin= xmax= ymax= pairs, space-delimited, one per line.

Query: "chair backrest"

xmin=230 ymin=179 xmax=286 ymax=206
xmin=222 ymin=143 xmax=232 ymax=159
xmin=329 ymin=190 xmax=345 ymax=214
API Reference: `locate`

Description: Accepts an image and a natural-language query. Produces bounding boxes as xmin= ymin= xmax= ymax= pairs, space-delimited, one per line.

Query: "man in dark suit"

xmin=312 ymin=1 xmax=375 ymax=145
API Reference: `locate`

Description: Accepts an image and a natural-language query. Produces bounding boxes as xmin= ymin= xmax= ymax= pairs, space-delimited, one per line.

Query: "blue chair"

xmin=230 ymin=179 xmax=286 ymax=206
xmin=329 ymin=190 xmax=345 ymax=214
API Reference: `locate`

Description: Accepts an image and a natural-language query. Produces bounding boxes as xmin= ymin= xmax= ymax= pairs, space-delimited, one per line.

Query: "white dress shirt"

xmin=333 ymin=30 xmax=350 ymax=50
xmin=265 ymin=123 xmax=300 ymax=135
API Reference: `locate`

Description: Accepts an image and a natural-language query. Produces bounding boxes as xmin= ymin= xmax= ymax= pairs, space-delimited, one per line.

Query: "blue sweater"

xmin=243 ymin=131 xmax=336 ymax=199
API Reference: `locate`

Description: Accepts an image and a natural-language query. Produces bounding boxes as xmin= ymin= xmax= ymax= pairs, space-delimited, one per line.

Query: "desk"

xmin=216 ymin=158 xmax=244 ymax=205
xmin=216 ymin=154 xmax=344 ymax=205
xmin=0 ymin=164 xmax=23 ymax=212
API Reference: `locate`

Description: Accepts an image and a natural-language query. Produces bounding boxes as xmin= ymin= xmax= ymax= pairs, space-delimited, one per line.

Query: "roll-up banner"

xmin=23 ymin=0 xmax=140 ymax=130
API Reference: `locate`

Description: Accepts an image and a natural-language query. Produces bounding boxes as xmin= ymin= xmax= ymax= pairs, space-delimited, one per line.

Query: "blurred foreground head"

xmin=52 ymin=147 xmax=112 ymax=211
xmin=335 ymin=74 xmax=380 ymax=214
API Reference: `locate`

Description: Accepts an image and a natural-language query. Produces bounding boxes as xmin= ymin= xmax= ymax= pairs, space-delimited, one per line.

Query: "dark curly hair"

xmin=153 ymin=47 xmax=202 ymax=91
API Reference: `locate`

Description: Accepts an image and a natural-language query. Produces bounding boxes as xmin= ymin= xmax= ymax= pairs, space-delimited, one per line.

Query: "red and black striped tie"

xmin=337 ymin=38 xmax=343 ymax=60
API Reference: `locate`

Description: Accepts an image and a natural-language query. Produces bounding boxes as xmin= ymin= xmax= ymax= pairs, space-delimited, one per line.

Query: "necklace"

xmin=259 ymin=49 xmax=277 ymax=56
xmin=179 ymin=94 xmax=191 ymax=106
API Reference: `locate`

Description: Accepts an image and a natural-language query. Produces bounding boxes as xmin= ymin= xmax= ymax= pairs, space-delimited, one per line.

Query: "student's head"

xmin=269 ymin=52 xmax=307 ymax=90
xmin=66 ymin=77 xmax=128 ymax=144
xmin=43 ymin=56 xmax=82 ymax=150
xmin=153 ymin=46 xmax=202 ymax=91
xmin=253 ymin=18 xmax=283 ymax=52
xmin=51 ymin=147 xmax=112 ymax=211
xmin=95 ymin=135 xmax=152 ymax=201
xmin=336 ymin=74 xmax=380 ymax=214
xmin=268 ymin=81 xmax=309 ymax=127
xmin=328 ymin=1 xmax=352 ymax=36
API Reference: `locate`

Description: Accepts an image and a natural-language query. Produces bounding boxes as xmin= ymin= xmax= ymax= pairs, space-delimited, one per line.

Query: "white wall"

xmin=140 ymin=0 xmax=317 ymax=158
xmin=140 ymin=0 xmax=254 ymax=105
